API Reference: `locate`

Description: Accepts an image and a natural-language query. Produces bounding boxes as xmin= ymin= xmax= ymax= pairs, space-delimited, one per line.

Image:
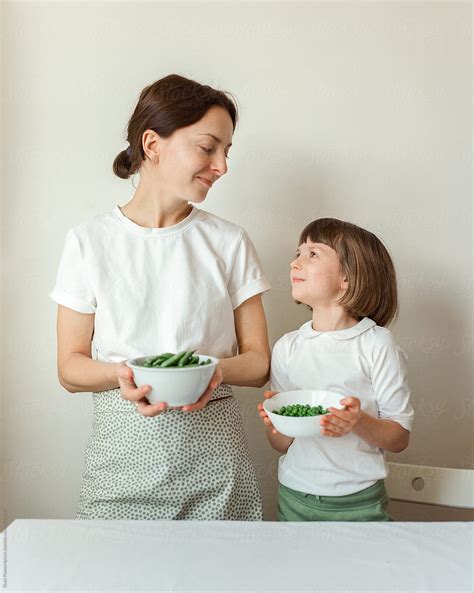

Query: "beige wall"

xmin=1 ymin=2 xmax=472 ymax=524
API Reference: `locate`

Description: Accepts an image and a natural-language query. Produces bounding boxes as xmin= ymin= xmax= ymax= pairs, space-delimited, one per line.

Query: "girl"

xmin=51 ymin=74 xmax=271 ymax=520
xmin=258 ymin=218 xmax=414 ymax=521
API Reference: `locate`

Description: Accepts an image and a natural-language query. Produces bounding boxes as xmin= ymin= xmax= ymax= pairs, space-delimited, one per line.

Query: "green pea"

xmin=274 ymin=403 xmax=330 ymax=417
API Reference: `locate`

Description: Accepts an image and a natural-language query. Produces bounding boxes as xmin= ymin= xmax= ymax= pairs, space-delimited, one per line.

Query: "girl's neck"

xmin=311 ymin=308 xmax=360 ymax=333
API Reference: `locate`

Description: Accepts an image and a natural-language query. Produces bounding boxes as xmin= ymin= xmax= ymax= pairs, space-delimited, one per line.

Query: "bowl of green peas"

xmin=126 ymin=351 xmax=218 ymax=407
xmin=263 ymin=389 xmax=346 ymax=438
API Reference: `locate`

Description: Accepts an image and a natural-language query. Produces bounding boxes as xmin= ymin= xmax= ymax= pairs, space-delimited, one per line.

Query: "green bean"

xmin=144 ymin=353 xmax=172 ymax=367
xmin=151 ymin=357 xmax=166 ymax=367
xmin=160 ymin=351 xmax=187 ymax=367
xmin=178 ymin=350 xmax=196 ymax=367
xmin=143 ymin=356 xmax=161 ymax=367
xmin=146 ymin=356 xmax=162 ymax=366
xmin=137 ymin=351 xmax=213 ymax=368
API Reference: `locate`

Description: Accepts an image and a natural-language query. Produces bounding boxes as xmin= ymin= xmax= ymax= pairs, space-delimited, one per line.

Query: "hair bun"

xmin=112 ymin=149 xmax=132 ymax=179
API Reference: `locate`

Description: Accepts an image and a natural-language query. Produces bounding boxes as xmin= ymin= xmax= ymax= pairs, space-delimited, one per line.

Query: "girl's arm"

xmin=265 ymin=417 xmax=294 ymax=453
xmin=56 ymin=305 xmax=121 ymax=392
xmin=321 ymin=397 xmax=410 ymax=453
xmin=258 ymin=391 xmax=294 ymax=453
xmin=321 ymin=331 xmax=414 ymax=452
xmin=219 ymin=294 xmax=271 ymax=388
xmin=352 ymin=411 xmax=410 ymax=453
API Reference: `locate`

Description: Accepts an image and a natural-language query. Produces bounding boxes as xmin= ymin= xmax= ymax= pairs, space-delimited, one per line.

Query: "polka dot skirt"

xmin=75 ymin=384 xmax=263 ymax=521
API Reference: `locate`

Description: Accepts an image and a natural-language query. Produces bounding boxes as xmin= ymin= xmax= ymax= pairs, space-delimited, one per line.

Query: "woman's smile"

xmin=196 ymin=176 xmax=213 ymax=188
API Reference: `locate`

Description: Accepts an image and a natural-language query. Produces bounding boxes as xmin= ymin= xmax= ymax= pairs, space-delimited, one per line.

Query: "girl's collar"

xmin=299 ymin=317 xmax=376 ymax=340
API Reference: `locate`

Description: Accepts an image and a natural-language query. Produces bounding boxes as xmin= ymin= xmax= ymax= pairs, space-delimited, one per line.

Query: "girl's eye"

xmin=310 ymin=251 xmax=318 ymax=257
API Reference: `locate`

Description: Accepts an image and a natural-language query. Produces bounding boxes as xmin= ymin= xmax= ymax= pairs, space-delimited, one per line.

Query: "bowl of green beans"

xmin=126 ymin=351 xmax=219 ymax=407
xmin=263 ymin=389 xmax=346 ymax=438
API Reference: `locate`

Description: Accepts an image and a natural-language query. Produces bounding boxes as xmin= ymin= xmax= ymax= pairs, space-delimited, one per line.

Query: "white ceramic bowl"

xmin=126 ymin=354 xmax=219 ymax=407
xmin=263 ymin=389 xmax=346 ymax=438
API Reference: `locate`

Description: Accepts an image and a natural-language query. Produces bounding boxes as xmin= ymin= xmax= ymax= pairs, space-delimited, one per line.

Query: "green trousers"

xmin=278 ymin=479 xmax=393 ymax=522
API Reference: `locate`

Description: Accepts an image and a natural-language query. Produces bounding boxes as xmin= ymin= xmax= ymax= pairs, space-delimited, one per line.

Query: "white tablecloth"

xmin=1 ymin=520 xmax=472 ymax=592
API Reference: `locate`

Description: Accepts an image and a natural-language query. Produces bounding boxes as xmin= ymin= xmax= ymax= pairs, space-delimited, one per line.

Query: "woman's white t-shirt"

xmin=50 ymin=205 xmax=271 ymax=362
xmin=270 ymin=317 xmax=415 ymax=497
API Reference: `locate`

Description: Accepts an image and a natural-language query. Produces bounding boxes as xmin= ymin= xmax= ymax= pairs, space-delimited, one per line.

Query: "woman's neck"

xmin=120 ymin=191 xmax=192 ymax=229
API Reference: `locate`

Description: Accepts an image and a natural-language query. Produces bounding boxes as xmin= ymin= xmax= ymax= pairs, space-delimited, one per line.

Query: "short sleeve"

xmin=49 ymin=229 xmax=97 ymax=314
xmin=228 ymin=229 xmax=271 ymax=310
xmin=269 ymin=336 xmax=293 ymax=393
xmin=371 ymin=331 xmax=414 ymax=432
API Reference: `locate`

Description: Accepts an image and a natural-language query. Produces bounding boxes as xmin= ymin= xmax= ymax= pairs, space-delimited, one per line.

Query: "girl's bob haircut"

xmin=297 ymin=218 xmax=398 ymax=327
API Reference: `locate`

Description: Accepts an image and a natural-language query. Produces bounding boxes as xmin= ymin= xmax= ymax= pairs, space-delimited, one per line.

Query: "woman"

xmin=50 ymin=74 xmax=271 ymax=520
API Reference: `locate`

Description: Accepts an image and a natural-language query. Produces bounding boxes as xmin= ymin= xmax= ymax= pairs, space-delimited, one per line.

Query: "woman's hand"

xmin=117 ymin=362 xmax=168 ymax=417
xmin=117 ymin=361 xmax=223 ymax=416
xmin=320 ymin=396 xmax=362 ymax=437
xmin=257 ymin=390 xmax=283 ymax=435
xmin=179 ymin=364 xmax=223 ymax=412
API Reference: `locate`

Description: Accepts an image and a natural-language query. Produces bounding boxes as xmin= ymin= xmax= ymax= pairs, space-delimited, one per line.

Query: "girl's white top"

xmin=270 ymin=317 xmax=415 ymax=496
xmin=50 ymin=205 xmax=271 ymax=362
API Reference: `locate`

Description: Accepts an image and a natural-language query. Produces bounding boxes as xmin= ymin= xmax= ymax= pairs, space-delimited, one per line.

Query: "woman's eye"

xmin=200 ymin=146 xmax=230 ymax=159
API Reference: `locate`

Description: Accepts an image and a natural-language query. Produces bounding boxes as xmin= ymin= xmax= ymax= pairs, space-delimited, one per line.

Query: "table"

xmin=1 ymin=520 xmax=472 ymax=592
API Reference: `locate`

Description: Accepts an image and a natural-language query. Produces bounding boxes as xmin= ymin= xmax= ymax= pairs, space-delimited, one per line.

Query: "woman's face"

xmin=144 ymin=106 xmax=234 ymax=203
xmin=290 ymin=240 xmax=348 ymax=308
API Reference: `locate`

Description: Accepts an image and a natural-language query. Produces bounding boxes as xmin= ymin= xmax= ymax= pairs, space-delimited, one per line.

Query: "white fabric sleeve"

xmin=371 ymin=331 xmax=415 ymax=432
xmin=49 ymin=229 xmax=97 ymax=314
xmin=228 ymin=229 xmax=271 ymax=310
xmin=269 ymin=336 xmax=293 ymax=393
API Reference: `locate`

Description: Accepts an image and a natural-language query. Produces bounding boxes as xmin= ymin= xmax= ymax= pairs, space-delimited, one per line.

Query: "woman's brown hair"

xmin=297 ymin=218 xmax=398 ymax=327
xmin=113 ymin=74 xmax=238 ymax=179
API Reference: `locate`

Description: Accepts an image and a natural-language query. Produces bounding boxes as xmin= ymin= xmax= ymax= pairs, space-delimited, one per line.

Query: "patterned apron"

xmin=75 ymin=384 xmax=263 ymax=520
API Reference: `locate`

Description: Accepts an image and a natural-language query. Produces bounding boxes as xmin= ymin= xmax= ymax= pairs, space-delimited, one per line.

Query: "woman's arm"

xmin=57 ymin=291 xmax=270 ymax=394
xmin=218 ymin=294 xmax=271 ymax=388
xmin=56 ymin=305 xmax=120 ymax=393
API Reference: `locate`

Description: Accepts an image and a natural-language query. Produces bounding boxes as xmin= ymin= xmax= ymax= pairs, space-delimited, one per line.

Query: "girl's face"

xmin=143 ymin=105 xmax=234 ymax=203
xmin=290 ymin=240 xmax=348 ymax=308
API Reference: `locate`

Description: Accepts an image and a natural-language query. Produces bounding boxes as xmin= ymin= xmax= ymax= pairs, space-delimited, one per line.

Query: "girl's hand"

xmin=179 ymin=364 xmax=223 ymax=412
xmin=117 ymin=362 xmax=168 ymax=417
xmin=320 ymin=396 xmax=362 ymax=437
xmin=257 ymin=390 xmax=283 ymax=435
